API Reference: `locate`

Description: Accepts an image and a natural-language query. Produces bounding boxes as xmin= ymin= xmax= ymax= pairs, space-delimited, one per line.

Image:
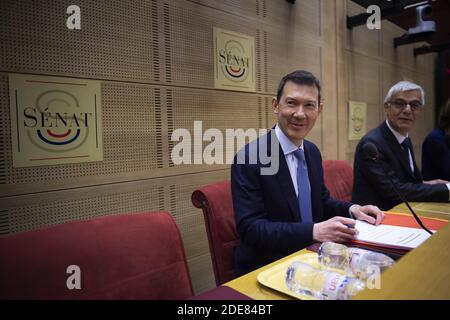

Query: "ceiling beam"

xmin=414 ymin=42 xmax=450 ymax=55
xmin=347 ymin=0 xmax=430 ymax=29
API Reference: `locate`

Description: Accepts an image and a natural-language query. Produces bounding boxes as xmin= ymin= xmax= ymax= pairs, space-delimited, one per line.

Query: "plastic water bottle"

xmin=318 ymin=242 xmax=395 ymax=279
xmin=285 ymin=261 xmax=365 ymax=300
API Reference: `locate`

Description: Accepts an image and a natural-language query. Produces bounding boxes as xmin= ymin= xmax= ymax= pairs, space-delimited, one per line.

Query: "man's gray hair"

xmin=384 ymin=81 xmax=425 ymax=105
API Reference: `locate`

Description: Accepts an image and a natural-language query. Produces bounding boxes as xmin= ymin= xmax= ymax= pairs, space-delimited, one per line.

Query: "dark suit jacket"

xmin=352 ymin=122 xmax=449 ymax=211
xmin=231 ymin=131 xmax=352 ymax=276
xmin=422 ymin=128 xmax=450 ymax=181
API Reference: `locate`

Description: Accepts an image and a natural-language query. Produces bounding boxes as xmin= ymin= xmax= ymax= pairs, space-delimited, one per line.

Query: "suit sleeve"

xmin=357 ymin=140 xmax=449 ymax=204
xmin=231 ymin=159 xmax=314 ymax=254
xmin=321 ymin=184 xmax=354 ymax=220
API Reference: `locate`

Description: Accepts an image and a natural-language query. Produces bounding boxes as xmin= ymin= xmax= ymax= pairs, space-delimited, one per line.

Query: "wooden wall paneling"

xmin=162 ymin=0 xmax=258 ymax=89
xmin=415 ymin=51 xmax=436 ymax=77
xmin=336 ymin=0 xmax=348 ymax=161
xmin=186 ymin=0 xmax=259 ymax=20
xmin=0 ymin=76 xmax=268 ymax=197
xmin=0 ymin=0 xmax=160 ymax=82
xmin=263 ymin=0 xmax=322 ymax=39
xmin=266 ymin=98 xmax=277 ymax=129
xmin=345 ymin=0 xmax=381 ymax=58
xmin=167 ymin=87 xmax=262 ymax=171
xmin=259 ymin=26 xmax=290 ymax=95
xmin=0 ymin=78 xmax=165 ymax=196
xmin=0 ymin=74 xmax=10 ymax=186
xmin=381 ymin=23 xmax=407 ymax=66
xmin=346 ymin=53 xmax=381 ymax=106
xmin=320 ymin=0 xmax=339 ymax=159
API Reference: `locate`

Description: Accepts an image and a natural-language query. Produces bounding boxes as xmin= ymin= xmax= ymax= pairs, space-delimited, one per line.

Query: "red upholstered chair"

xmin=322 ymin=160 xmax=354 ymax=202
xmin=192 ymin=181 xmax=239 ymax=285
xmin=0 ymin=212 xmax=193 ymax=300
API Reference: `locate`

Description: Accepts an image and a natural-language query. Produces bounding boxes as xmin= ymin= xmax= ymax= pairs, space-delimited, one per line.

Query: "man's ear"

xmin=271 ymin=97 xmax=279 ymax=114
xmin=318 ymin=102 xmax=324 ymax=114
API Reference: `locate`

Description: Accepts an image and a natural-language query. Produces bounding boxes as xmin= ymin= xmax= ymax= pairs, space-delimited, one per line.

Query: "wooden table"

xmin=354 ymin=222 xmax=450 ymax=299
xmin=390 ymin=202 xmax=450 ymax=220
xmin=223 ymin=202 xmax=450 ymax=300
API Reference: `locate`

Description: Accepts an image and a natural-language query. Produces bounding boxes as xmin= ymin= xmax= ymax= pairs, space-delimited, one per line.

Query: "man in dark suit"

xmin=231 ymin=70 xmax=384 ymax=276
xmin=352 ymin=81 xmax=450 ymax=211
xmin=422 ymin=98 xmax=450 ymax=181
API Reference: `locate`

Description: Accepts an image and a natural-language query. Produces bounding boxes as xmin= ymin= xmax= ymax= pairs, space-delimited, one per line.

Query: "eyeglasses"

xmin=388 ymin=100 xmax=423 ymax=112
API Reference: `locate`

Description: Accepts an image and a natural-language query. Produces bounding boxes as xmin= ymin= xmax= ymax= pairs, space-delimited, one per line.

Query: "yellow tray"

xmin=257 ymin=252 xmax=349 ymax=300
xmin=257 ymin=252 xmax=319 ymax=300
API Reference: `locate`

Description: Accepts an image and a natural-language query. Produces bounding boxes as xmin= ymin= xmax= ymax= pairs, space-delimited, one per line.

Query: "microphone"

xmin=362 ymin=142 xmax=433 ymax=235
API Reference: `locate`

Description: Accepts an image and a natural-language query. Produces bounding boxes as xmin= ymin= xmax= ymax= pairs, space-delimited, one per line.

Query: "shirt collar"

xmin=275 ymin=124 xmax=304 ymax=155
xmin=385 ymin=120 xmax=408 ymax=144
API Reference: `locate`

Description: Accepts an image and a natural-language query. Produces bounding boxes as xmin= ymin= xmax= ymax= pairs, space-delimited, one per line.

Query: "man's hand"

xmin=351 ymin=205 xmax=384 ymax=225
xmin=424 ymin=179 xmax=450 ymax=185
xmin=313 ymin=216 xmax=358 ymax=243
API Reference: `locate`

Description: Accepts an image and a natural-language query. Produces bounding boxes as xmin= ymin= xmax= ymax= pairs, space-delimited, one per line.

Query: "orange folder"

xmin=381 ymin=211 xmax=448 ymax=230
xmin=350 ymin=211 xmax=448 ymax=255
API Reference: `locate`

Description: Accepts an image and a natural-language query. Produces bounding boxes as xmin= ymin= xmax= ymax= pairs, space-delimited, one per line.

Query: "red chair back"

xmin=0 ymin=212 xmax=193 ymax=299
xmin=192 ymin=181 xmax=239 ymax=285
xmin=322 ymin=160 xmax=354 ymax=202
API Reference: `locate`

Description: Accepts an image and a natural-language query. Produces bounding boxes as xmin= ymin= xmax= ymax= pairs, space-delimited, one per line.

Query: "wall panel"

xmin=0 ymin=0 xmax=160 ymax=82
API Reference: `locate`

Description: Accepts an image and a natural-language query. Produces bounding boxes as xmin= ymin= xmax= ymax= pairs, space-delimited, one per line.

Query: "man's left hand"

xmin=351 ymin=205 xmax=384 ymax=225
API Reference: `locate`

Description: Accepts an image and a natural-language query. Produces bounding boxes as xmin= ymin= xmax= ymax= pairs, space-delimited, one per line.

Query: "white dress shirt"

xmin=274 ymin=125 xmax=309 ymax=197
xmin=274 ymin=124 xmax=357 ymax=218
xmin=385 ymin=120 xmax=414 ymax=173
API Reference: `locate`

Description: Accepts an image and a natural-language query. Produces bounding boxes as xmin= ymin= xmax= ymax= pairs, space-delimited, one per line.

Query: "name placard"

xmin=214 ymin=27 xmax=256 ymax=92
xmin=9 ymin=74 xmax=103 ymax=167
xmin=348 ymin=101 xmax=367 ymax=141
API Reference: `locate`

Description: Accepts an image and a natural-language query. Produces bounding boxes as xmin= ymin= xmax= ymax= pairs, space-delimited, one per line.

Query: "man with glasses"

xmin=352 ymin=81 xmax=450 ymax=211
xmin=232 ymin=70 xmax=384 ymax=276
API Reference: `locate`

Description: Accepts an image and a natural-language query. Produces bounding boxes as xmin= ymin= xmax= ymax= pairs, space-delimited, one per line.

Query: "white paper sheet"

xmin=354 ymin=220 xmax=435 ymax=250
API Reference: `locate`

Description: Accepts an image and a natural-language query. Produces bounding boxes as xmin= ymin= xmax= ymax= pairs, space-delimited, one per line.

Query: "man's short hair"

xmin=276 ymin=70 xmax=321 ymax=103
xmin=384 ymin=81 xmax=425 ymax=105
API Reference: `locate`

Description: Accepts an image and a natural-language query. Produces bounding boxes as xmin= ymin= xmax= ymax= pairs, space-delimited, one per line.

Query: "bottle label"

xmin=349 ymin=248 xmax=369 ymax=278
xmin=321 ymin=273 xmax=349 ymax=300
xmin=349 ymin=252 xmax=363 ymax=277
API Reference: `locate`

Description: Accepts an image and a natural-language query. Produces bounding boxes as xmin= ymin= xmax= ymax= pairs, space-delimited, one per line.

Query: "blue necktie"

xmin=293 ymin=148 xmax=313 ymax=223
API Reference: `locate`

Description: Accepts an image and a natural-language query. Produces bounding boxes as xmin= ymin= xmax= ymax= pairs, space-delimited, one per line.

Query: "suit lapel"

xmin=275 ymin=144 xmax=301 ymax=222
xmin=266 ymin=130 xmax=300 ymax=222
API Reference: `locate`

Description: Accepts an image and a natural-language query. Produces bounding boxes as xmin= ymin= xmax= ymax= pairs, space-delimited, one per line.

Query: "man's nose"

xmin=402 ymin=104 xmax=413 ymax=114
xmin=293 ymin=106 xmax=306 ymax=117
